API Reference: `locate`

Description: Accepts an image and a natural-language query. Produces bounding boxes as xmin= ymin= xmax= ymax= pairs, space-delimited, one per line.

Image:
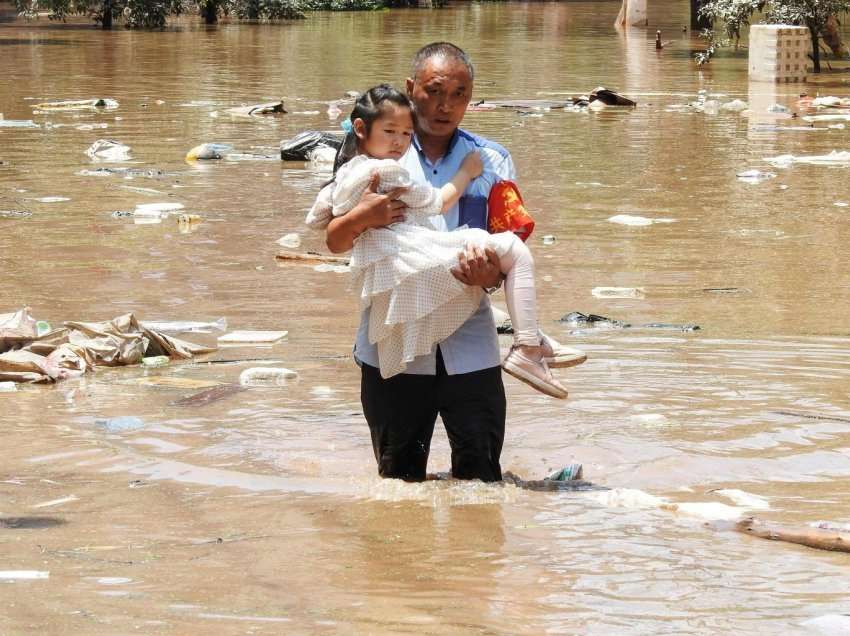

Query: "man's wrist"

xmin=483 ymin=273 xmax=506 ymax=295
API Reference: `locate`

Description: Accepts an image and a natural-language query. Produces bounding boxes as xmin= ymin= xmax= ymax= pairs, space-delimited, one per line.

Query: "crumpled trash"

xmin=767 ymin=103 xmax=790 ymax=114
xmin=186 ymin=143 xmax=232 ymax=161
xmin=491 ymin=306 xmax=512 ymax=334
xmin=811 ymin=96 xmax=850 ymax=108
xmin=558 ymin=311 xmax=700 ymax=332
xmin=276 ymin=233 xmax=301 ymax=248
xmin=141 ymin=355 xmax=169 ymax=368
xmin=721 ymin=99 xmax=748 ymax=112
xmin=86 ymin=139 xmax=132 ymax=162
xmin=34 ymin=98 xmax=119 ymax=111
xmin=0 ymin=309 xmax=216 ymax=384
xmin=589 ymin=87 xmax=636 ymax=107
xmin=226 ymin=101 xmax=286 ymax=117
xmin=239 ymin=367 xmax=298 ymax=386
xmin=0 ymin=210 xmax=32 ymax=219
xmin=309 ymin=146 xmax=337 ymax=170
xmin=280 ymin=130 xmax=343 ymax=161
xmin=546 ymin=464 xmax=584 ymax=481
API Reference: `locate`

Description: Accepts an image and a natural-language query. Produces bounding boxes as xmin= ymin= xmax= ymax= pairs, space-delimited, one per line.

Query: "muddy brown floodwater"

xmin=2 ymin=3 xmax=850 ymax=634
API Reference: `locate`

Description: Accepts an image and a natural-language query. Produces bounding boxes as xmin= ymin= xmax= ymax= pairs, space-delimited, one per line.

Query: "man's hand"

xmin=451 ymin=243 xmax=502 ymax=288
xmin=326 ymin=173 xmax=407 ymax=253
xmin=359 ymin=173 xmax=408 ymax=227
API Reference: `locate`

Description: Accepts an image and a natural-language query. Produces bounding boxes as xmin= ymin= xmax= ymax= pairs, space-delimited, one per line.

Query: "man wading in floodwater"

xmin=325 ymin=42 xmax=514 ymax=482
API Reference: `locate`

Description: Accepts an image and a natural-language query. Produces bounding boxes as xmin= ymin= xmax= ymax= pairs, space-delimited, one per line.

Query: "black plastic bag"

xmin=280 ymin=131 xmax=343 ymax=161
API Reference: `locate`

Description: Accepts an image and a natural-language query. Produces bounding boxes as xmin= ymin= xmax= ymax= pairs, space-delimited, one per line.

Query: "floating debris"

xmin=140 ymin=318 xmax=227 ymax=334
xmin=766 ymin=151 xmax=850 ymax=167
xmin=0 ymin=210 xmax=32 ymax=219
xmin=34 ymin=98 xmax=118 ymax=111
xmin=239 ymin=367 xmax=298 ymax=386
xmin=85 ymin=139 xmax=131 ymax=162
xmin=0 ymin=120 xmax=39 ymax=128
xmin=591 ymin=286 xmax=645 ymax=299
xmin=186 ymin=143 xmax=232 ymax=161
xmin=218 ymin=330 xmax=288 ymax=345
xmin=736 ymin=169 xmax=776 ymax=183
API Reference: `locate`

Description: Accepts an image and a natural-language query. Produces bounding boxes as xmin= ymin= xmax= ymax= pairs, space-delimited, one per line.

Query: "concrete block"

xmin=748 ymin=24 xmax=811 ymax=83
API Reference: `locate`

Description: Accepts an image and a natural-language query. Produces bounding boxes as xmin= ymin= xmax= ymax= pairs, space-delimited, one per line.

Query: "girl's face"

xmin=355 ymin=103 xmax=414 ymax=160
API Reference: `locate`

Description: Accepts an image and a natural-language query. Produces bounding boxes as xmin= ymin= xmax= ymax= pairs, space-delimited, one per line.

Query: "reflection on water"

xmin=2 ymin=3 xmax=850 ymax=633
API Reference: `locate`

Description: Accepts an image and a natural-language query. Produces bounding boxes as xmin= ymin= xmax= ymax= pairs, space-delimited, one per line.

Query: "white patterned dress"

xmin=306 ymin=154 xmax=513 ymax=378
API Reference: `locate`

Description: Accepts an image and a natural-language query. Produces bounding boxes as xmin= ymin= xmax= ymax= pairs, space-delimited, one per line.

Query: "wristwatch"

xmin=483 ymin=275 xmax=506 ymax=295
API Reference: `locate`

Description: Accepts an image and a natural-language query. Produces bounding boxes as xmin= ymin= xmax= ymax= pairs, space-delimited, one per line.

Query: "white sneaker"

xmin=502 ymin=347 xmax=568 ymax=399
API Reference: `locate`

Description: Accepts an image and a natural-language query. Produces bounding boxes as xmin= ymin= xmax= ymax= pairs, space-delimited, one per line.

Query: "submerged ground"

xmin=1 ymin=3 xmax=849 ymax=634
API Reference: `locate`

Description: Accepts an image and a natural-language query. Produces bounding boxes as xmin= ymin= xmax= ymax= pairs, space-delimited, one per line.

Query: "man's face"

xmin=406 ymin=56 xmax=472 ymax=139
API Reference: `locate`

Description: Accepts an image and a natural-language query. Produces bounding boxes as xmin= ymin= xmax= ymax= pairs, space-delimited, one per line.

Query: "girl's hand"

xmin=460 ymin=151 xmax=483 ymax=180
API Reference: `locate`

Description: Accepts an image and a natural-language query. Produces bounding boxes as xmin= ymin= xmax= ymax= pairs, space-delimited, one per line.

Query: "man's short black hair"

xmin=411 ymin=42 xmax=475 ymax=81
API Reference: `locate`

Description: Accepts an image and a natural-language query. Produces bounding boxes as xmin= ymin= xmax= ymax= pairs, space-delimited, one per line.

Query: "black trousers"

xmin=360 ymin=350 xmax=506 ymax=482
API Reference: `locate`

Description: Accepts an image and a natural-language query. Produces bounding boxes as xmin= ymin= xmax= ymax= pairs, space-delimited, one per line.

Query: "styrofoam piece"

xmin=592 ymin=286 xmax=646 ymax=299
xmin=218 ymin=330 xmax=289 ymax=345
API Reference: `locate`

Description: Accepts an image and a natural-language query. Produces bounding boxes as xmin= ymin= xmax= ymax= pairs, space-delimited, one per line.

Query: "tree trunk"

xmin=690 ymin=0 xmax=711 ymax=31
xmin=822 ymin=15 xmax=849 ymax=59
xmin=101 ymin=0 xmax=112 ymax=29
xmin=809 ymin=22 xmax=821 ymax=72
xmin=201 ymin=1 xmax=217 ymax=24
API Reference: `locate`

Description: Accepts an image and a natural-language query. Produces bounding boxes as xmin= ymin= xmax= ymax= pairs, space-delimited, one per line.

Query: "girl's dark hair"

xmin=333 ymin=83 xmax=413 ymax=175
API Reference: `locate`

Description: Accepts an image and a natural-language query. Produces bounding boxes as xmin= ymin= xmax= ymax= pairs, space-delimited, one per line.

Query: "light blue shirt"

xmin=354 ymin=129 xmax=517 ymax=375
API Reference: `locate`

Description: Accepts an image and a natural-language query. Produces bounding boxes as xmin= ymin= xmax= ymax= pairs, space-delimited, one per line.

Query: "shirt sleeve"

xmin=304 ymin=182 xmax=335 ymax=230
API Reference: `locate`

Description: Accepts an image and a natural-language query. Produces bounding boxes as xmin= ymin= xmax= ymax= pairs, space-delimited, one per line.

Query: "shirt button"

xmin=433 ymin=170 xmax=437 ymax=174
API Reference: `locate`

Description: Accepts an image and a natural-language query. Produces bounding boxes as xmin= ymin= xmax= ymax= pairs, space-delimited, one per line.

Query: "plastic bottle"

xmin=141 ymin=356 xmax=170 ymax=368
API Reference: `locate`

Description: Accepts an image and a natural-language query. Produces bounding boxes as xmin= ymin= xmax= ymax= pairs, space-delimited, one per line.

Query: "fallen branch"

xmin=275 ymin=251 xmax=350 ymax=265
xmin=736 ymin=517 xmax=850 ymax=553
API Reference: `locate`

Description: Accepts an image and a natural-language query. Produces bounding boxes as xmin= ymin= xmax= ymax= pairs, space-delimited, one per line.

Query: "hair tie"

xmin=341 ymin=119 xmax=353 ymax=133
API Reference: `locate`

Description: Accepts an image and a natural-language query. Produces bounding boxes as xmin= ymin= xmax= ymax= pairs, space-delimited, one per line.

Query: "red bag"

xmin=487 ymin=180 xmax=535 ymax=242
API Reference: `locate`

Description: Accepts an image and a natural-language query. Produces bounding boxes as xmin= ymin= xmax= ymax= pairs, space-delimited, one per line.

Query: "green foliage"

xmin=14 ymin=0 xmax=442 ymax=28
xmin=695 ymin=0 xmax=850 ymax=70
xmin=298 ymin=0 xmax=384 ymax=9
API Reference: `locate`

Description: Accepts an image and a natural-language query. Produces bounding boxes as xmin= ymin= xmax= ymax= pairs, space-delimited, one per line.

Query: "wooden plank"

xmin=275 ymin=251 xmax=350 ymax=265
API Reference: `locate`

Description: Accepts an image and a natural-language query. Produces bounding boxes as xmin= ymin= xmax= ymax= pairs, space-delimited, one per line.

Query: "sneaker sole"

xmin=545 ymin=352 xmax=587 ymax=369
xmin=502 ymin=360 xmax=568 ymax=399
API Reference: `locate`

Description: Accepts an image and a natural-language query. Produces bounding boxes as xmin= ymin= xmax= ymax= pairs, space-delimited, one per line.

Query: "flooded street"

xmin=2 ymin=2 xmax=850 ymax=633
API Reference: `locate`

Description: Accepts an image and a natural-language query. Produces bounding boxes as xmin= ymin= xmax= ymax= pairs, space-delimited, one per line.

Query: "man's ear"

xmin=405 ymin=77 xmax=414 ymax=98
xmin=353 ymin=118 xmax=367 ymax=140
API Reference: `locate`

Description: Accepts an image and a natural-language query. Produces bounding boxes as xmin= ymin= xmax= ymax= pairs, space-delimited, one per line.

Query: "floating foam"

xmin=713 ymin=488 xmax=770 ymax=510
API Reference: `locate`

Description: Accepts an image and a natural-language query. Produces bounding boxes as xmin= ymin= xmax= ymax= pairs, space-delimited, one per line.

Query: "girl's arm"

xmin=440 ymin=151 xmax=483 ymax=213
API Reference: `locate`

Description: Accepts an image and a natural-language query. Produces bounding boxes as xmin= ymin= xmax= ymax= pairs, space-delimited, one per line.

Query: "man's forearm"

xmin=326 ymin=209 xmax=368 ymax=253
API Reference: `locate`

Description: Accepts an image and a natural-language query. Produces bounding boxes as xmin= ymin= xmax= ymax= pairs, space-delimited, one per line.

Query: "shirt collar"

xmin=411 ymin=129 xmax=462 ymax=162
